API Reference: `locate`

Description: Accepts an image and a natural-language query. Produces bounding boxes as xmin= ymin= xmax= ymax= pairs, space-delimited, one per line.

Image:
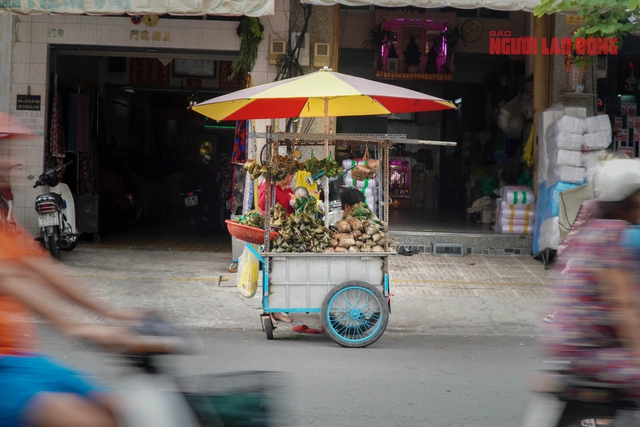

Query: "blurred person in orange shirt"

xmin=0 ymin=222 xmax=145 ymax=427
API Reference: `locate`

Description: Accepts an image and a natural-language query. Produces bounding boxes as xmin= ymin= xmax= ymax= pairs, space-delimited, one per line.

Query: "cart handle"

xmin=245 ymin=243 xmax=264 ymax=263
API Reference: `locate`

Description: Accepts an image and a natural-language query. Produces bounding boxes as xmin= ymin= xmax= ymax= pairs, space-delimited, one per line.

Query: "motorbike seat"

xmin=556 ymin=373 xmax=637 ymax=409
xmin=35 ymin=193 xmax=63 ymax=206
xmin=533 ymin=371 xmax=638 ymax=409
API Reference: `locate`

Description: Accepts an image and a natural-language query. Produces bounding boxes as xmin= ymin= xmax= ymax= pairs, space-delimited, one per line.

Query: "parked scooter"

xmin=32 ymin=161 xmax=80 ymax=258
xmin=180 ymin=178 xmax=219 ymax=236
xmin=180 ymin=157 xmax=221 ymax=236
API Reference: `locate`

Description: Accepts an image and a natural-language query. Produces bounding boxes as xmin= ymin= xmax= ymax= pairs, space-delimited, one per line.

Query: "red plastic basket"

xmin=225 ymin=220 xmax=278 ymax=245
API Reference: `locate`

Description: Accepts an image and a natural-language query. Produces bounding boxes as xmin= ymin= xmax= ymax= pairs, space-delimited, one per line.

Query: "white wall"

xmin=7 ymin=2 xmax=289 ymax=233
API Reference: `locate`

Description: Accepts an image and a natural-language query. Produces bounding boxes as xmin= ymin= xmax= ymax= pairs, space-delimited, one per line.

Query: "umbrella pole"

xmin=323 ymin=98 xmax=329 ymax=220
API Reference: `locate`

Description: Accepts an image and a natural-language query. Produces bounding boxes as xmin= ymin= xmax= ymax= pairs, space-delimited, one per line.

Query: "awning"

xmin=300 ymin=0 xmax=539 ymax=12
xmin=0 ymin=0 xmax=274 ymax=17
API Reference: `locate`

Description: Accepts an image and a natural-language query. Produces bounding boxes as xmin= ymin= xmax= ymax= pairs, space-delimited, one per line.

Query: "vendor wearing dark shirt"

xmin=340 ymin=188 xmax=365 ymax=217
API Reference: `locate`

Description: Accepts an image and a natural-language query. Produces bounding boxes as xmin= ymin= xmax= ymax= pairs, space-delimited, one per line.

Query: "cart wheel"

xmin=264 ymin=317 xmax=274 ymax=340
xmin=321 ymin=281 xmax=389 ymax=348
xmin=227 ymin=262 xmax=238 ymax=273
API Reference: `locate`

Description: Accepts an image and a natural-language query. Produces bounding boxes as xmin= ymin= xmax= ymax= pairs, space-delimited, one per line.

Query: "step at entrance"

xmin=391 ymin=230 xmax=533 ymax=256
xmin=432 ymin=243 xmax=464 ymax=256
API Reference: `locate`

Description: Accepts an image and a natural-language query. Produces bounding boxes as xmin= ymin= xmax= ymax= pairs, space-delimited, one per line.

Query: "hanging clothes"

xmin=75 ymin=93 xmax=91 ymax=153
xmin=232 ymin=120 xmax=247 ymax=164
xmin=66 ymin=93 xmax=77 ymax=153
xmin=50 ymin=92 xmax=66 ymax=159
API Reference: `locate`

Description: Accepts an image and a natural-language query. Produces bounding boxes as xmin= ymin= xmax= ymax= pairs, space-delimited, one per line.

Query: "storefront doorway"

xmin=337 ymin=7 xmax=532 ymax=238
xmin=47 ymin=47 xmax=242 ymax=250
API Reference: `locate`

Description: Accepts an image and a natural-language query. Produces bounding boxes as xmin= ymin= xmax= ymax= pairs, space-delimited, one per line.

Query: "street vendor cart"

xmin=190 ymin=67 xmax=456 ymax=348
xmin=227 ymin=132 xmax=455 ymax=348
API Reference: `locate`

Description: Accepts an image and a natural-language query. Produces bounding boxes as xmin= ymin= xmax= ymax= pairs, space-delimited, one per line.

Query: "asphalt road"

xmin=40 ymin=328 xmax=544 ymax=427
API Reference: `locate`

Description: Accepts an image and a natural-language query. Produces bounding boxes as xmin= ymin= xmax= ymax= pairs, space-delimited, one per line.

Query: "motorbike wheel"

xmin=47 ymin=233 xmax=61 ymax=260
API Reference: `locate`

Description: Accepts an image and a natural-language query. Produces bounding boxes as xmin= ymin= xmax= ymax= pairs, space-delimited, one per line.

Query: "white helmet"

xmin=598 ymin=159 xmax=640 ymax=202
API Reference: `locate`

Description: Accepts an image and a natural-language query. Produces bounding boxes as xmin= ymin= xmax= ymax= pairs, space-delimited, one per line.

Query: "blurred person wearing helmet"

xmin=0 ymin=214 xmax=148 ymax=427
xmin=542 ymin=159 xmax=640 ymax=400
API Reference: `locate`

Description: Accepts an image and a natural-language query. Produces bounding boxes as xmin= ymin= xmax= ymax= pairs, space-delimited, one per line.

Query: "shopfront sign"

xmin=489 ymin=33 xmax=618 ymax=56
xmin=10 ymin=110 xmax=44 ymax=134
xmin=628 ymin=116 xmax=640 ymax=129
xmin=16 ymin=94 xmax=41 ymax=111
xmin=622 ymin=103 xmax=637 ymax=116
xmin=615 ymin=128 xmax=629 ymax=143
xmin=0 ymin=0 xmax=273 ymax=17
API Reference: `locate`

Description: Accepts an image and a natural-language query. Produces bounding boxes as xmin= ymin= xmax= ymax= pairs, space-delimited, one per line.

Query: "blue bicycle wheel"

xmin=321 ymin=281 xmax=389 ymax=348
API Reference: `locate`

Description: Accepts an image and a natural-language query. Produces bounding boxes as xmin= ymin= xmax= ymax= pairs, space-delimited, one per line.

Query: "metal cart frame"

xmin=244 ymin=131 xmax=454 ymax=348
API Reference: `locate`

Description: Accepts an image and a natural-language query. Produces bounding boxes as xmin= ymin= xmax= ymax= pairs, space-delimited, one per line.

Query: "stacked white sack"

xmin=494 ymin=187 xmax=536 ymax=235
xmin=343 ymin=172 xmax=377 ymax=189
xmin=544 ymin=115 xmax=587 ymax=151
xmin=583 ymin=132 xmax=611 ymax=150
xmin=494 ymin=222 xmax=535 ymax=235
xmin=582 ymin=150 xmax=605 ymax=182
xmin=495 ymin=204 xmax=536 ymax=234
xmin=495 ymin=200 xmax=536 ymax=222
xmin=546 ymin=115 xmax=587 ymax=135
xmin=539 ymin=217 xmax=561 ymax=250
xmin=499 ymin=186 xmax=536 ymax=206
xmin=547 ymin=148 xmax=584 ymax=184
xmin=585 ymin=116 xmax=613 ymax=143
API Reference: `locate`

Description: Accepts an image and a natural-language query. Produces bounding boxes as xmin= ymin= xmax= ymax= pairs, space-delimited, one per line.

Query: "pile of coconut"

xmin=325 ymin=202 xmax=392 ymax=253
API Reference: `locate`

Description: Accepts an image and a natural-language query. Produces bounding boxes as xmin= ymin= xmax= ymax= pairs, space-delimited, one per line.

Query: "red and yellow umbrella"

xmin=191 ymin=67 xmax=455 ymax=125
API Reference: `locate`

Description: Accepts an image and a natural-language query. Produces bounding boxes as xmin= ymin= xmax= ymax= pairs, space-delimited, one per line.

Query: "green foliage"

xmin=534 ymin=0 xmax=639 ymax=42
xmin=362 ymin=23 xmax=392 ymax=51
xmin=229 ymin=17 xmax=265 ymax=81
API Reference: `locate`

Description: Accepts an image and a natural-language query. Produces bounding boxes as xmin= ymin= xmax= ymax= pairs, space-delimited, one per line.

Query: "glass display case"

xmin=390 ymin=156 xmax=411 ymax=209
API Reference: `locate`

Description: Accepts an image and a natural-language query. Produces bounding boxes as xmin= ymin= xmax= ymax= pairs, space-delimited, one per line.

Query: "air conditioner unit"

xmin=291 ymin=32 xmax=310 ymax=67
xmin=314 ymin=43 xmax=331 ymax=68
xmin=596 ymin=55 xmax=607 ymax=79
xmin=269 ymin=40 xmax=286 ymax=65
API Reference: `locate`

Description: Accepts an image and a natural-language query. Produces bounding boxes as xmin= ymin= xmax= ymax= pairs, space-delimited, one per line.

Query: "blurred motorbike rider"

xmin=0 ymin=222 xmax=148 ymax=427
xmin=542 ymin=159 xmax=640 ymax=400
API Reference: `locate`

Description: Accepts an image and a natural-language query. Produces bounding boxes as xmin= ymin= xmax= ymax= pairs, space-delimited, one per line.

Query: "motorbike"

xmin=114 ymin=315 xmax=282 ymax=427
xmin=32 ymin=161 xmax=80 ymax=258
xmin=0 ymin=162 xmax=21 ymax=234
xmin=522 ymin=365 xmax=637 ymax=427
xmin=180 ymin=178 xmax=220 ymax=237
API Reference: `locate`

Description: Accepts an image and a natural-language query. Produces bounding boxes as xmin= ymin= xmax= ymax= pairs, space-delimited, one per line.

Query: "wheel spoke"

xmin=326 ymin=286 xmax=387 ymax=344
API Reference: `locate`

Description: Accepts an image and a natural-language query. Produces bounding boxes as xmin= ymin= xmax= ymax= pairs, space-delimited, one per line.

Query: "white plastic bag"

xmin=237 ymin=244 xmax=259 ymax=298
xmin=498 ymin=93 xmax=525 ymax=139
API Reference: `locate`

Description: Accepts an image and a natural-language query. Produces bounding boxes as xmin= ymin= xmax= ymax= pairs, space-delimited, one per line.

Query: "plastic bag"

xmin=497 ymin=92 xmax=525 ymax=139
xmin=237 ymin=244 xmax=259 ymax=298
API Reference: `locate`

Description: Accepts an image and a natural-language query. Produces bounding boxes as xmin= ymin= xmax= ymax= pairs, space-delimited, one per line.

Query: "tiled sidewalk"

xmin=389 ymin=254 xmax=554 ymax=299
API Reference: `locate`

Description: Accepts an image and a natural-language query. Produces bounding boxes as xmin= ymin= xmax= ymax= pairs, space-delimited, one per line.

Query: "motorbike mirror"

xmin=305 ymin=176 xmax=315 ymax=186
xmin=27 ymin=175 xmax=35 ymax=181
